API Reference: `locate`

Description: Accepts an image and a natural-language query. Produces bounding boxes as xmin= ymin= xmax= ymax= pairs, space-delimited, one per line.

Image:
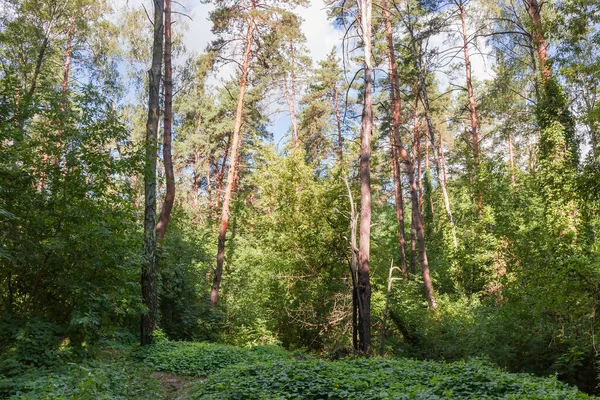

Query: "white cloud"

xmin=298 ymin=1 xmax=343 ymax=64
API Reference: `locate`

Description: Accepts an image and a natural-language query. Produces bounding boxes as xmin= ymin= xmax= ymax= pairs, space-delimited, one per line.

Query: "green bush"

xmin=0 ymin=359 xmax=163 ymax=399
xmin=190 ymin=358 xmax=589 ymax=399
xmin=136 ymin=341 xmax=294 ymax=376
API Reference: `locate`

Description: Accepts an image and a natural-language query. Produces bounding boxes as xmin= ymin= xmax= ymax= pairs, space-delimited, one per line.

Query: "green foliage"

xmin=0 ymin=358 xmax=163 ymax=400
xmin=191 ymin=357 xmax=588 ymax=399
xmin=136 ymin=341 xmax=294 ymax=376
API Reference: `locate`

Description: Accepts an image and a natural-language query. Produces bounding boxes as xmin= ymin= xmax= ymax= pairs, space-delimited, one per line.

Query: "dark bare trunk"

xmin=141 ymin=0 xmax=164 ymax=346
xmin=211 ymin=2 xmax=255 ymax=308
xmin=156 ymin=0 xmax=175 ymax=242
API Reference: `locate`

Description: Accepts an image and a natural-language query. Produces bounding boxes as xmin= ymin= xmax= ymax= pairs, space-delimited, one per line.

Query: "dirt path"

xmin=152 ymin=371 xmax=206 ymax=400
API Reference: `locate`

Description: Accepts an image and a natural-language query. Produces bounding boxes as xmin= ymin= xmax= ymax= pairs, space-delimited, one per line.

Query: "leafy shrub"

xmin=136 ymin=341 xmax=294 ymax=376
xmin=190 ymin=358 xmax=589 ymax=399
xmin=0 ymin=359 xmax=163 ymax=399
xmin=0 ymin=318 xmax=65 ymax=374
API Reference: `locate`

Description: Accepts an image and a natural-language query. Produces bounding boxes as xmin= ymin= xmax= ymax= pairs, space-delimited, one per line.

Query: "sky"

xmin=114 ymin=0 xmax=493 ymax=143
xmin=178 ymin=0 xmax=344 ymax=144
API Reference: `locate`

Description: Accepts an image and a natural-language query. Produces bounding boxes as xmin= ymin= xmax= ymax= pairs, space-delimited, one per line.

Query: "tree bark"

xmin=507 ymin=118 xmax=516 ymax=186
xmin=458 ymin=0 xmax=482 ymax=215
xmin=50 ymin=14 xmax=74 ymax=174
xmin=404 ymin=2 xmax=458 ymax=248
xmin=410 ymin=218 xmax=417 ymax=275
xmin=215 ymin=132 xmax=232 ymax=212
xmin=397 ymin=145 xmax=436 ymax=309
xmin=383 ymin=0 xmax=407 ymax=276
xmin=416 ymin=118 xmax=423 ymax=212
xmin=283 ymin=75 xmax=299 ymax=147
xmin=156 ymin=0 xmax=175 ymax=242
xmin=141 ymin=0 xmax=164 ymax=346
xmin=210 ymin=2 xmax=255 ymax=308
xmin=357 ymin=0 xmax=373 ymax=354
xmin=290 ymin=41 xmax=299 ymax=146
xmin=334 ymin=87 xmax=344 ymax=161
xmin=525 ymin=0 xmax=551 ymax=81
xmin=393 ymin=100 xmax=437 ymax=308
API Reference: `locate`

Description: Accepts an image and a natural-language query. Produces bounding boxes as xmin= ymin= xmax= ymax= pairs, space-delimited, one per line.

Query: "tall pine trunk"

xmin=157 ymin=0 xmax=175 ymax=242
xmin=215 ymin=132 xmax=231 ymax=213
xmin=357 ymin=0 xmax=373 ymax=354
xmin=210 ymin=2 xmax=256 ymax=308
xmin=334 ymin=87 xmax=344 ymax=161
xmin=526 ymin=0 xmax=551 ymax=81
xmin=397 ymin=145 xmax=436 ymax=309
xmin=141 ymin=0 xmax=164 ymax=346
xmin=383 ymin=0 xmax=407 ymax=275
xmin=458 ymin=0 xmax=482 ymax=215
xmin=404 ymin=1 xmax=458 ymax=248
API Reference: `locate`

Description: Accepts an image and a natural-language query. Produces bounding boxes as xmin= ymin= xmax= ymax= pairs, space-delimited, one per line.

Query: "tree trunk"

xmin=343 ymin=178 xmax=359 ymax=352
xmin=141 ymin=0 xmax=164 ymax=346
xmin=410 ymin=218 xmax=417 ymax=275
xmin=526 ymin=0 xmax=551 ymax=81
xmin=334 ymin=87 xmax=344 ymax=161
xmin=425 ymin=138 xmax=435 ymax=228
xmin=49 ymin=14 xmax=74 ymax=174
xmin=193 ymin=151 xmax=200 ymax=210
xmin=357 ymin=0 xmax=373 ymax=354
xmin=290 ymin=41 xmax=299 ymax=146
xmin=508 ymin=127 xmax=516 ymax=186
xmin=60 ymin=15 xmax=74 ymax=108
xmin=458 ymin=0 xmax=482 ymax=215
xmin=416 ymin=118 xmax=423 ymax=212
xmin=398 ymin=145 xmax=437 ymax=309
xmin=156 ymin=0 xmax=175 ymax=242
xmin=405 ymin=4 xmax=458 ymax=248
xmin=216 ymin=132 xmax=231 ymax=212
xmin=210 ymin=3 xmax=255 ymax=308
xmin=283 ymin=75 xmax=299 ymax=147
xmin=383 ymin=0 xmax=407 ymax=276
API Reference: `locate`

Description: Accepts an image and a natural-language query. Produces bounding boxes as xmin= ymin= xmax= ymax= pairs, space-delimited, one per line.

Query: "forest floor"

xmin=1 ymin=340 xmax=593 ymax=399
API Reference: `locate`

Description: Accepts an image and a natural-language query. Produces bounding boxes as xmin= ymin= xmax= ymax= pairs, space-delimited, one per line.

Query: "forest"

xmin=1 ymin=0 xmax=600 ymax=398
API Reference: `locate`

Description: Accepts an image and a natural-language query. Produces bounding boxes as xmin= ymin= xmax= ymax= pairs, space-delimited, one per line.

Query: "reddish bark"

xmin=211 ymin=1 xmax=256 ymax=308
xmin=215 ymin=132 xmax=231 ymax=211
xmin=398 ymin=136 xmax=436 ymax=308
xmin=526 ymin=0 xmax=551 ymax=81
xmin=383 ymin=0 xmax=407 ymax=275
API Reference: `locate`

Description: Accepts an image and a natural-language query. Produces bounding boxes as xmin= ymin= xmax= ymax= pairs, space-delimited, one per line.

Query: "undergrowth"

xmin=139 ymin=341 xmax=591 ymax=399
